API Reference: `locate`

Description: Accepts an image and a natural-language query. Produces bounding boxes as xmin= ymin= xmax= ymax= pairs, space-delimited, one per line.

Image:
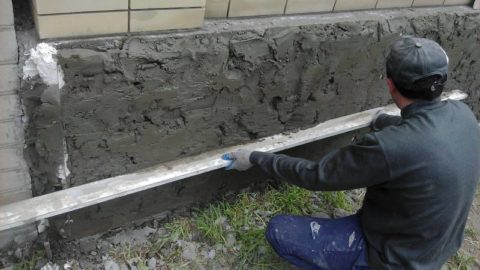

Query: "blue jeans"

xmin=265 ymin=214 xmax=370 ymax=270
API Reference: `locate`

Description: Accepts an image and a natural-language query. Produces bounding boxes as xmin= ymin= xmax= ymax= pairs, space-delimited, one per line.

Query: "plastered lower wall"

xmin=20 ymin=6 xmax=480 ymax=196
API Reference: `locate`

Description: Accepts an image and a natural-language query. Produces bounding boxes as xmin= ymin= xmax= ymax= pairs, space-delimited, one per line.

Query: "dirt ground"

xmin=2 ymin=180 xmax=479 ymax=270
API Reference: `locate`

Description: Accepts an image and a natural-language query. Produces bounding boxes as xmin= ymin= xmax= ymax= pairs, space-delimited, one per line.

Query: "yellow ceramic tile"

xmin=131 ymin=0 xmax=206 ymax=9
xmin=35 ymin=11 xmax=128 ymax=39
xmin=206 ymin=0 xmax=230 ymax=18
xmin=412 ymin=0 xmax=445 ymax=6
xmin=32 ymin=0 xmax=128 ymax=15
xmin=285 ymin=0 xmax=336 ymax=14
xmin=130 ymin=8 xmax=205 ymax=32
xmin=229 ymin=0 xmax=287 ymax=17
xmin=376 ymin=0 xmax=413 ymax=8
xmin=334 ymin=0 xmax=378 ymax=11
xmin=444 ymin=0 xmax=472 ymax=4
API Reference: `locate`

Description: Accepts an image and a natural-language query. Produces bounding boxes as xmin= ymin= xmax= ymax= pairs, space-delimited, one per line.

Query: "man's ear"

xmin=386 ymin=78 xmax=397 ymax=96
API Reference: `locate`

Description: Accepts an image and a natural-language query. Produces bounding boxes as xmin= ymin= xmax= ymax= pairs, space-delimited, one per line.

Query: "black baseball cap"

xmin=386 ymin=36 xmax=449 ymax=93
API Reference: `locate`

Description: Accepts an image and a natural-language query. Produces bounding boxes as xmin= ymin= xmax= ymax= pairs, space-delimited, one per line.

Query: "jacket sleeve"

xmin=250 ymin=133 xmax=391 ymax=191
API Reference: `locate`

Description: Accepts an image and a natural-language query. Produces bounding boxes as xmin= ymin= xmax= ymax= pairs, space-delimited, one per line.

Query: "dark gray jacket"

xmin=251 ymin=100 xmax=480 ymax=269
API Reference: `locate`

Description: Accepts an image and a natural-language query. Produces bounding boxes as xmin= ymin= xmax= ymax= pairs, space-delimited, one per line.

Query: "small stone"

xmin=333 ymin=208 xmax=351 ymax=218
xmin=79 ymin=237 xmax=97 ymax=254
xmin=90 ymin=251 xmax=97 ymax=256
xmin=63 ymin=262 xmax=72 ymax=270
xmin=44 ymin=241 xmax=53 ymax=260
xmin=155 ymin=228 xmax=167 ymax=237
xmin=181 ymin=241 xmax=198 ymax=261
xmin=14 ymin=248 xmax=23 ymax=259
xmin=58 ymin=228 xmax=68 ymax=239
xmin=207 ymin=250 xmax=216 ymax=260
xmin=225 ymin=234 xmax=236 ymax=248
xmin=40 ymin=263 xmax=60 ymax=270
xmin=312 ymin=212 xmax=330 ymax=219
xmin=147 ymin=258 xmax=156 ymax=270
xmin=214 ymin=216 xmax=227 ymax=226
xmin=214 ymin=244 xmax=223 ymax=251
xmin=37 ymin=219 xmax=50 ymax=234
xmin=35 ymin=258 xmax=48 ymax=269
xmin=127 ymin=258 xmax=138 ymax=270
xmin=14 ymin=229 xmax=38 ymax=244
xmin=104 ymin=259 xmax=120 ymax=270
xmin=97 ymin=240 xmax=112 ymax=253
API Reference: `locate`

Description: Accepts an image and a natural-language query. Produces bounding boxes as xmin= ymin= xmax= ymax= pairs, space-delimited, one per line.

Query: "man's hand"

xmin=370 ymin=110 xmax=402 ymax=131
xmin=222 ymin=149 xmax=253 ymax=171
xmin=370 ymin=110 xmax=386 ymax=131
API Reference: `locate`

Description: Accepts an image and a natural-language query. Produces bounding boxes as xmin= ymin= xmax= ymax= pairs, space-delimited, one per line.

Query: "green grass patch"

xmin=118 ymin=185 xmax=361 ymax=269
xmin=464 ymin=228 xmax=478 ymax=241
xmin=13 ymin=250 xmax=45 ymax=270
xmin=193 ymin=185 xmax=313 ymax=269
xmin=447 ymin=251 xmax=477 ymax=270
xmin=322 ymin=191 xmax=353 ymax=212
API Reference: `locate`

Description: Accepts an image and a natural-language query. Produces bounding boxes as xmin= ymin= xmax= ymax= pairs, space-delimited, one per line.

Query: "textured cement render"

xmin=20 ymin=6 xmax=480 ymax=195
xmin=16 ymin=6 xmax=480 ymax=236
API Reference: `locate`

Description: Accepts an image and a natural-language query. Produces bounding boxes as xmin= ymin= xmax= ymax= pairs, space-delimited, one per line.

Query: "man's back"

xmin=365 ymin=99 xmax=480 ymax=269
xmin=225 ymin=37 xmax=478 ymax=269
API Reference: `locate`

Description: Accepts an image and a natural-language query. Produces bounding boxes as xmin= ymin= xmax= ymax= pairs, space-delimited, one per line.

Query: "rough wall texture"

xmin=50 ymin=129 xmax=364 ymax=239
xmin=21 ymin=6 xmax=480 ymax=195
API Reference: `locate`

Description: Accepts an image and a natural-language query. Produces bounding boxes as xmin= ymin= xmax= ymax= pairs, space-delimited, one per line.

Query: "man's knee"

xmin=265 ymin=214 xmax=290 ymax=245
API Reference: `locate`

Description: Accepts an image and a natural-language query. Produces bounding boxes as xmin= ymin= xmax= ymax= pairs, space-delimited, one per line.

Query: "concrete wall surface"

xmin=20 ymin=6 xmax=480 ymax=198
xmin=49 ymin=130 xmax=364 ymax=239
xmin=0 ymin=0 xmax=32 ymax=207
xmin=0 ymin=0 xmax=36 ymax=250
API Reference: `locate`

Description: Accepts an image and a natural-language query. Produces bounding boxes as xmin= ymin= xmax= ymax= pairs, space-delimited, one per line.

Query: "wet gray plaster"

xmin=19 ymin=7 xmax=480 ymax=197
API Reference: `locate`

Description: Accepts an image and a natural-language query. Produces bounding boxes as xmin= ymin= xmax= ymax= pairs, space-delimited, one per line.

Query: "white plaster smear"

xmin=57 ymin=139 xmax=71 ymax=188
xmin=23 ymin=43 xmax=69 ymax=188
xmin=23 ymin=43 xmax=65 ymax=89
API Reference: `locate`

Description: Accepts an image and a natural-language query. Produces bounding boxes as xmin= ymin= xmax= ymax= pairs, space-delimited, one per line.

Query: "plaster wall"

xmin=20 ymin=6 xmax=480 ymax=196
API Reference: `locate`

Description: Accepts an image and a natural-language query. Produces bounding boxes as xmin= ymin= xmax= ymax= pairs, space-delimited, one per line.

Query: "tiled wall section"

xmin=31 ymin=0 xmax=206 ymax=39
xmin=0 ymin=0 xmax=32 ymax=206
xmin=31 ymin=0 xmax=128 ymax=14
xmin=129 ymin=0 xmax=205 ymax=33
xmin=30 ymin=0 xmax=477 ymax=38
xmin=228 ymin=0 xmax=287 ymax=17
xmin=208 ymin=0 xmax=474 ymax=17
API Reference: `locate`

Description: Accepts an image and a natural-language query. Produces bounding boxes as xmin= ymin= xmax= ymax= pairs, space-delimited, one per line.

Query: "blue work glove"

xmin=222 ymin=149 xmax=253 ymax=171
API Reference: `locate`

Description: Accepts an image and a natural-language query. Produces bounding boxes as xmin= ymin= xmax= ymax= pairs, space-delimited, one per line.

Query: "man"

xmin=223 ymin=37 xmax=480 ymax=269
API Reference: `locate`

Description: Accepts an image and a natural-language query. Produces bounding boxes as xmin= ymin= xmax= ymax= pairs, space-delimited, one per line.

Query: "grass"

xmin=194 ymin=185 xmax=314 ymax=269
xmin=446 ymin=251 xmax=477 ymax=270
xmin=105 ymin=186 xmax=359 ymax=269
xmin=464 ymin=228 xmax=478 ymax=241
xmin=105 ymin=185 xmax=316 ymax=269
xmin=12 ymin=250 xmax=44 ymax=270
xmin=322 ymin=191 xmax=353 ymax=212
xmin=12 ymin=184 xmax=478 ymax=270
xmin=92 ymin=186 xmax=359 ymax=269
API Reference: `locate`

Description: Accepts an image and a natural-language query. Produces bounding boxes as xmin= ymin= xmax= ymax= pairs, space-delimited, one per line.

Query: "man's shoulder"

xmin=445 ymin=99 xmax=475 ymax=115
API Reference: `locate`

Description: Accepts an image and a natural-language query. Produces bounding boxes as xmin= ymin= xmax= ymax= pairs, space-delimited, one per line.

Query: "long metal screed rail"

xmin=0 ymin=90 xmax=468 ymax=232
